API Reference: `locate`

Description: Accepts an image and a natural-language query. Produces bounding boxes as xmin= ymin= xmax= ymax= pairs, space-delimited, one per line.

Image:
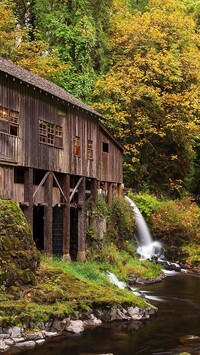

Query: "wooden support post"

xmin=117 ymin=183 xmax=123 ymax=198
xmin=24 ymin=168 xmax=33 ymax=233
xmin=108 ymin=182 xmax=113 ymax=206
xmin=90 ymin=179 xmax=97 ymax=207
xmin=77 ymin=177 xmax=86 ymax=261
xmin=62 ymin=174 xmax=71 ymax=261
xmin=104 ymin=181 xmax=108 ymax=192
xmin=44 ymin=172 xmax=53 ymax=256
xmin=97 ymin=180 xmax=100 ymax=190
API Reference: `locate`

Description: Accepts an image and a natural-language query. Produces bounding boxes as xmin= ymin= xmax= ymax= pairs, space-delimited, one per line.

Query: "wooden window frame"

xmin=47 ymin=123 xmax=55 ymax=145
xmin=39 ymin=121 xmax=47 ymax=143
xmin=0 ymin=105 xmax=19 ymax=136
xmin=102 ymin=142 xmax=109 ymax=153
xmin=39 ymin=120 xmax=63 ymax=148
xmin=73 ymin=136 xmax=81 ymax=156
xmin=87 ymin=139 xmax=93 ymax=160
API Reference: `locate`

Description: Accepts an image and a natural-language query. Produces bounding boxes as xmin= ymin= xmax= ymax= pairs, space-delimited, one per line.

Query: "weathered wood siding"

xmin=0 ymin=73 xmax=68 ymax=172
xmin=0 ymin=133 xmax=18 ymax=162
xmin=0 ymin=165 xmax=14 ymax=199
xmin=68 ymin=106 xmax=98 ymax=178
xmin=98 ymin=126 xmax=123 ymax=183
xmin=0 ymin=71 xmax=123 ymax=183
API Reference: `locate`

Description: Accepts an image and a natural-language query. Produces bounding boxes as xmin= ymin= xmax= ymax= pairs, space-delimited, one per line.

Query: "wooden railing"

xmin=0 ymin=132 xmax=18 ymax=162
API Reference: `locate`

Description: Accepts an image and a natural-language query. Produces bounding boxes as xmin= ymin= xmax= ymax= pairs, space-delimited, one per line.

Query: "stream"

xmin=23 ymin=271 xmax=200 ymax=355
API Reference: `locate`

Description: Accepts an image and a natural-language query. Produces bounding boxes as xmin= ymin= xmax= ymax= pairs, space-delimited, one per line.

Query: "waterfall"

xmin=106 ymin=271 xmax=143 ymax=296
xmin=106 ymin=271 xmax=126 ymax=289
xmin=125 ymin=196 xmax=164 ymax=260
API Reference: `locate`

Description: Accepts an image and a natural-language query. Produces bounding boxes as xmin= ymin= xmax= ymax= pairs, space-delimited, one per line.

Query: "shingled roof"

xmin=0 ymin=56 xmax=123 ymax=150
xmin=0 ymin=56 xmax=102 ymax=116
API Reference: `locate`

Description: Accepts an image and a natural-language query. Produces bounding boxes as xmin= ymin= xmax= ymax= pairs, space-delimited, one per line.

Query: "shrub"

xmin=149 ymin=197 xmax=200 ymax=262
xmin=128 ymin=192 xmax=161 ymax=221
xmin=107 ymin=197 xmax=136 ymax=247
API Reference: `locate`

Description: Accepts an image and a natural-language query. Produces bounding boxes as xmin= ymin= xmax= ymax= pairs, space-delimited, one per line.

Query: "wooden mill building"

xmin=0 ymin=56 xmax=123 ymax=260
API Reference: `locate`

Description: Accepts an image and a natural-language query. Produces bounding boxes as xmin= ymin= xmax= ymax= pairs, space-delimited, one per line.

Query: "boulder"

xmin=14 ymin=340 xmax=36 ymax=350
xmin=66 ymin=320 xmax=84 ymax=334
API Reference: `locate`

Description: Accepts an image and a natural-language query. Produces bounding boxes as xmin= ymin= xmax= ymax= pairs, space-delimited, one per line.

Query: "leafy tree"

xmin=0 ymin=0 xmax=21 ymax=58
xmin=93 ymin=0 xmax=200 ymax=196
xmin=29 ymin=0 xmax=113 ymax=101
xmin=0 ymin=0 xmax=67 ymax=82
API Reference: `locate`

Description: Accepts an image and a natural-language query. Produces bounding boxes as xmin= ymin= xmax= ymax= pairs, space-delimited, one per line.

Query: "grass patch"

xmin=1 ymin=255 xmax=151 ymax=329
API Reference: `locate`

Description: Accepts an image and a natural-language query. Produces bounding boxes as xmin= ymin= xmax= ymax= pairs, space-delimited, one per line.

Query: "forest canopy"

xmin=0 ymin=0 xmax=200 ymax=197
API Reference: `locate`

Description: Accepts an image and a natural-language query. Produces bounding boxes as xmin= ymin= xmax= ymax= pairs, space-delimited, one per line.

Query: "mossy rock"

xmin=0 ymin=199 xmax=40 ymax=287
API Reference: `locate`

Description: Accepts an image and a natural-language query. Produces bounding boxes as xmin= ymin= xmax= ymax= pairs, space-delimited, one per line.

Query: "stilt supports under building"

xmin=90 ymin=179 xmax=98 ymax=206
xmin=24 ymin=168 xmax=33 ymax=233
xmin=44 ymin=172 xmax=53 ymax=256
xmin=62 ymin=174 xmax=71 ymax=261
xmin=108 ymin=182 xmax=113 ymax=206
xmin=77 ymin=177 xmax=86 ymax=261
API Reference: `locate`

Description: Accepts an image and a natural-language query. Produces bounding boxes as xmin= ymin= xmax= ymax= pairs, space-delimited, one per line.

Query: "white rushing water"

xmin=125 ymin=196 xmax=164 ymax=260
xmin=106 ymin=271 xmax=143 ymax=297
xmin=106 ymin=271 xmax=126 ymax=289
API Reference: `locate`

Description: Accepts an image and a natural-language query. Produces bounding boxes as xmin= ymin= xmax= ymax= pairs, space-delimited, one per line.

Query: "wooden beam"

xmin=97 ymin=180 xmax=101 ymax=190
xmin=62 ymin=174 xmax=71 ymax=260
xmin=108 ymin=182 xmax=113 ymax=206
xmin=24 ymin=168 xmax=33 ymax=233
xmin=117 ymin=183 xmax=123 ymax=198
xmin=44 ymin=172 xmax=53 ymax=256
xmin=70 ymin=176 xmax=83 ymax=202
xmin=77 ymin=177 xmax=86 ymax=261
xmin=33 ymin=171 xmax=50 ymax=199
xmin=90 ymin=179 xmax=98 ymax=206
xmin=52 ymin=172 xmax=68 ymax=203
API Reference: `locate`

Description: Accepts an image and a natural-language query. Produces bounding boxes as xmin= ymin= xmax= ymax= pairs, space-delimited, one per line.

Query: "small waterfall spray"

xmin=125 ymin=196 xmax=164 ymax=260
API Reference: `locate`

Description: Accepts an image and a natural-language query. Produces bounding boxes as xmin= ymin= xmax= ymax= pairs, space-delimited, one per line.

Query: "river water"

xmin=23 ymin=272 xmax=200 ymax=355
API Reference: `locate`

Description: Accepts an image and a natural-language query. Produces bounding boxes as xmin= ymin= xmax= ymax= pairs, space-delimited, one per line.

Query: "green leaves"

xmin=92 ymin=0 xmax=200 ymax=196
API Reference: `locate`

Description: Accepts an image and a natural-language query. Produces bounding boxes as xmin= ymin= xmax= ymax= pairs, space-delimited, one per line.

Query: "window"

xmin=87 ymin=140 xmax=93 ymax=160
xmin=73 ymin=136 xmax=80 ymax=156
xmin=39 ymin=121 xmax=47 ymax=143
xmin=0 ymin=105 xmax=19 ymax=136
xmin=55 ymin=125 xmax=63 ymax=147
xmin=47 ymin=123 xmax=54 ymax=145
xmin=39 ymin=120 xmax=63 ymax=148
xmin=0 ymin=107 xmax=9 ymax=121
xmin=102 ymin=142 xmax=109 ymax=153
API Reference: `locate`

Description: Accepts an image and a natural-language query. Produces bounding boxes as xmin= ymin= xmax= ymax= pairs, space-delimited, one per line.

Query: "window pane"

xmin=87 ymin=140 xmax=93 ymax=160
xmin=10 ymin=124 xmax=18 ymax=136
xmin=10 ymin=109 xmax=19 ymax=123
xmin=102 ymin=142 xmax=109 ymax=153
xmin=0 ymin=120 xmax=9 ymax=133
xmin=47 ymin=123 xmax=54 ymax=145
xmin=39 ymin=121 xmax=47 ymax=143
xmin=0 ymin=106 xmax=9 ymax=121
xmin=73 ymin=136 xmax=80 ymax=156
xmin=55 ymin=125 xmax=62 ymax=137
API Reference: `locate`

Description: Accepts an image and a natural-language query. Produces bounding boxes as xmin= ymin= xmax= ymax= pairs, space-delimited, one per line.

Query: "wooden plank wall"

xmin=0 ymin=72 xmax=123 ymax=184
xmin=0 ymin=165 xmax=14 ymax=199
xmin=68 ymin=106 xmax=98 ymax=178
xmin=98 ymin=127 xmax=123 ymax=183
xmin=0 ymin=133 xmax=18 ymax=162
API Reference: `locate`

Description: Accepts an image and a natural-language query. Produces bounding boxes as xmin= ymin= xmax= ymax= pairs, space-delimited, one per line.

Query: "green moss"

xmin=0 ymin=196 xmax=160 ymax=330
xmin=0 ymin=199 xmax=40 ymax=287
xmin=0 ymin=256 xmax=150 ymax=328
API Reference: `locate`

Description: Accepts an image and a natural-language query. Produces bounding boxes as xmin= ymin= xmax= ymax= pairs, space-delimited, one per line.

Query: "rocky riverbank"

xmin=0 ymin=304 xmax=157 ymax=354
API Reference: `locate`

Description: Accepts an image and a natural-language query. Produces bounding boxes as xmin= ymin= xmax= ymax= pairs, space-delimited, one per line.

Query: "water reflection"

xmin=22 ymin=273 xmax=200 ymax=355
